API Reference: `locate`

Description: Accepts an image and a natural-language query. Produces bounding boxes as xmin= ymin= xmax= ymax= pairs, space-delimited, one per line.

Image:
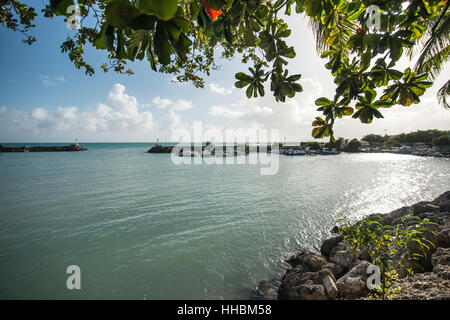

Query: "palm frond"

xmin=415 ymin=12 xmax=450 ymax=79
xmin=437 ymin=79 xmax=450 ymax=109
xmin=307 ymin=7 xmax=357 ymax=54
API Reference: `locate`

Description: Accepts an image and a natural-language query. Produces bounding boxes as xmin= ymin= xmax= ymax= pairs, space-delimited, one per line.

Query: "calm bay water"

xmin=0 ymin=143 xmax=449 ymax=299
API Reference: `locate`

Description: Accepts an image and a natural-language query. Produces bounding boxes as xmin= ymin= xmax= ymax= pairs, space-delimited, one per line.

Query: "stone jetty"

xmin=0 ymin=144 xmax=87 ymax=152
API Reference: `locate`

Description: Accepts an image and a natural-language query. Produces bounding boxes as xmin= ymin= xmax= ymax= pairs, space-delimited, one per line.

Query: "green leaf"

xmin=172 ymin=33 xmax=191 ymax=61
xmin=129 ymin=14 xmax=157 ymax=31
xmin=363 ymin=34 xmax=381 ymax=48
xmin=207 ymin=0 xmax=226 ymax=11
xmin=235 ymin=80 xmax=249 ymax=88
xmin=116 ymin=30 xmax=127 ymax=59
xmin=154 ymin=24 xmax=172 ymax=65
xmin=147 ymin=45 xmax=157 ymax=71
xmin=373 ymin=100 xmax=393 ymax=108
xmin=104 ymin=25 xmax=115 ymax=51
xmin=249 ymin=17 xmax=260 ymax=32
xmin=50 ymin=0 xmax=74 ymax=16
xmin=138 ymin=0 xmax=179 ymax=21
xmin=94 ymin=24 xmax=108 ymax=50
xmin=360 ymin=51 xmax=371 ymax=70
xmin=343 ymin=107 xmax=354 ymax=115
xmin=279 ymin=46 xmax=296 ymax=58
xmin=389 ymin=38 xmax=403 ymax=62
xmin=127 ymin=31 xmax=144 ymax=61
xmin=315 ymin=97 xmax=332 ymax=106
xmin=105 ymin=0 xmax=140 ymax=28
xmin=321 ymin=50 xmax=336 ymax=58
xmin=246 ymin=84 xmax=254 ymax=98
xmin=235 ymin=72 xmax=253 ymax=82
xmin=257 ymin=83 xmax=265 ymax=96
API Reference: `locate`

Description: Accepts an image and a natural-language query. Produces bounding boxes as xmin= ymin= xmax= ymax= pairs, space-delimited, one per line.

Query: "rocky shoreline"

xmin=254 ymin=191 xmax=450 ymax=300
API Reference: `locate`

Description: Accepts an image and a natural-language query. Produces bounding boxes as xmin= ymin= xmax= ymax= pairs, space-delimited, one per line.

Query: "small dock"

xmin=0 ymin=144 xmax=88 ymax=152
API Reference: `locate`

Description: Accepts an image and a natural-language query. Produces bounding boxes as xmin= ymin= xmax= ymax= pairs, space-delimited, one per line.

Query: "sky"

xmin=0 ymin=2 xmax=449 ymax=143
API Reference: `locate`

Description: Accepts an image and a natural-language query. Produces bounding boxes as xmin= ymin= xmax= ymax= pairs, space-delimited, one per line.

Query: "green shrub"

xmin=336 ymin=215 xmax=437 ymax=299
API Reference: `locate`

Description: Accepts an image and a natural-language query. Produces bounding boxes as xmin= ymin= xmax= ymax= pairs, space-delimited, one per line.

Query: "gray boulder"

xmin=285 ymin=252 xmax=327 ymax=271
xmin=254 ymin=280 xmax=279 ymax=300
xmin=278 ymin=266 xmax=334 ymax=300
xmin=322 ymin=263 xmax=347 ymax=280
xmin=323 ymin=275 xmax=339 ymax=299
xmin=432 ymin=247 xmax=450 ymax=268
xmin=328 ymin=242 xmax=348 ymax=262
xmin=434 ymin=191 xmax=450 ymax=212
xmin=336 ymin=261 xmax=371 ymax=299
xmin=411 ymin=201 xmax=440 ymax=215
xmin=381 ymin=206 xmax=412 ymax=225
xmin=320 ymin=236 xmax=343 ymax=259
xmin=294 ymin=284 xmax=328 ymax=300
xmin=333 ymin=248 xmax=361 ymax=268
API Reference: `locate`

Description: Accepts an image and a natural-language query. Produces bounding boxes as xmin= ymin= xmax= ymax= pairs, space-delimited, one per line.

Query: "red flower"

xmin=356 ymin=28 xmax=367 ymax=36
xmin=201 ymin=0 xmax=223 ymax=21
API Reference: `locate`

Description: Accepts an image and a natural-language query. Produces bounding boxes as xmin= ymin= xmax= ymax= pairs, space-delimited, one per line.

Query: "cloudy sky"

xmin=0 ymin=4 xmax=449 ymax=143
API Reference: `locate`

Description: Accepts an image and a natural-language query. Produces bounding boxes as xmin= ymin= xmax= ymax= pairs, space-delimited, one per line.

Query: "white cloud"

xmin=209 ymin=105 xmax=244 ymax=118
xmin=40 ymin=75 xmax=65 ymax=87
xmin=171 ymin=99 xmax=193 ymax=112
xmin=3 ymin=84 xmax=155 ymax=140
xmin=0 ymin=106 xmax=6 ymax=115
xmin=152 ymin=96 xmax=172 ymax=109
xmin=0 ymin=85 xmax=200 ymax=142
xmin=210 ymin=83 xmax=233 ymax=95
xmin=57 ymin=106 xmax=78 ymax=119
xmin=157 ymin=99 xmax=195 ymax=138
xmin=42 ymin=79 xmax=56 ymax=87
xmin=30 ymin=108 xmax=49 ymax=120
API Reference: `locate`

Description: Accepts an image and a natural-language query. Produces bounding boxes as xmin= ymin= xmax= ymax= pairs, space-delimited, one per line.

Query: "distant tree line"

xmin=362 ymin=129 xmax=450 ymax=145
xmin=298 ymin=129 xmax=450 ymax=153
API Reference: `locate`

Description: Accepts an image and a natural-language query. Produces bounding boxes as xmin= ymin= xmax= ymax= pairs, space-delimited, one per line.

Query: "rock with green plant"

xmin=255 ymin=190 xmax=450 ymax=300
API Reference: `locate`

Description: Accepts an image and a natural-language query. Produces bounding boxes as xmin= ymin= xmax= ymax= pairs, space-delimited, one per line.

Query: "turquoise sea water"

xmin=0 ymin=143 xmax=449 ymax=299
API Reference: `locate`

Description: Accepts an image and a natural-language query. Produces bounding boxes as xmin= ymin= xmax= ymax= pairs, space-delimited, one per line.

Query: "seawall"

xmin=0 ymin=144 xmax=88 ymax=152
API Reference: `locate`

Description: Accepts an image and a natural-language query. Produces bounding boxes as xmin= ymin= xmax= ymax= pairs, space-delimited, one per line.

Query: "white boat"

xmin=285 ymin=149 xmax=307 ymax=156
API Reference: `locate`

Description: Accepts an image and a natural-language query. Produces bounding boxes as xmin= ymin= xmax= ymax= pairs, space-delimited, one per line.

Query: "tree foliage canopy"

xmin=362 ymin=133 xmax=385 ymax=144
xmin=434 ymin=134 xmax=450 ymax=146
xmin=1 ymin=0 xmax=449 ymax=141
xmin=389 ymin=129 xmax=450 ymax=144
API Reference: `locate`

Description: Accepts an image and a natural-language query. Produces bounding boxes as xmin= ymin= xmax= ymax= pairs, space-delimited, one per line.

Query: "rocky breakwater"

xmin=147 ymin=144 xmax=275 ymax=154
xmin=0 ymin=144 xmax=87 ymax=152
xmin=147 ymin=145 xmax=177 ymax=153
xmin=255 ymin=191 xmax=450 ymax=300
